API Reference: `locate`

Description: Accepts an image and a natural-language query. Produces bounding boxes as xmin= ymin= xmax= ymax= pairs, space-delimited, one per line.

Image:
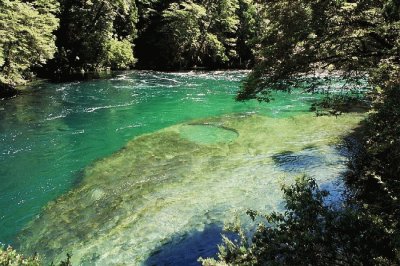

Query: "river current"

xmin=0 ymin=71 xmax=363 ymax=265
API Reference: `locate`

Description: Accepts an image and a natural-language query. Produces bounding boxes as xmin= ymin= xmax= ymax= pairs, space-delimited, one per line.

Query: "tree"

xmin=237 ymin=0 xmax=400 ymax=101
xmin=202 ymin=0 xmax=400 ymax=265
xmin=203 ymin=1 xmax=400 ymax=265
xmin=134 ymin=0 xmax=258 ymax=70
xmin=160 ymin=1 xmax=208 ymax=68
xmin=203 ymin=0 xmax=240 ymax=67
xmin=235 ymin=0 xmax=259 ymax=68
xmin=234 ymin=0 xmax=400 ymax=222
xmin=49 ymin=0 xmax=138 ymax=75
xmin=0 ymin=0 xmax=59 ymax=87
xmin=159 ymin=0 xmax=241 ymax=69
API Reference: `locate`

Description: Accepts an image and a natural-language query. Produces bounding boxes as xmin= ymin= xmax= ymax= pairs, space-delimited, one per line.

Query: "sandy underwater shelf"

xmin=17 ymin=112 xmax=363 ymax=265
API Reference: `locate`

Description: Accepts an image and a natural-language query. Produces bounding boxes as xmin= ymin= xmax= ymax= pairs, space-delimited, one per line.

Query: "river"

xmin=0 ymin=71 xmax=363 ymax=265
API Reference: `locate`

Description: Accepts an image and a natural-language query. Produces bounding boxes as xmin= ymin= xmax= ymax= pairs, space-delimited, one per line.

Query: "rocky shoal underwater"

xmin=17 ymin=112 xmax=363 ymax=265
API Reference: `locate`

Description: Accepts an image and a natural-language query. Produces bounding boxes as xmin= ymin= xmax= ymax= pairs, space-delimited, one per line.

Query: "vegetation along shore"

xmin=0 ymin=0 xmax=399 ymax=265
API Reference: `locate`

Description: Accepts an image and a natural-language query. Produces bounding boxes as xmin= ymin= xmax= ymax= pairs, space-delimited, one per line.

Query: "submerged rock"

xmin=0 ymin=83 xmax=18 ymax=99
xmin=272 ymin=149 xmax=324 ymax=173
xmin=17 ymin=113 xmax=363 ymax=265
xmin=179 ymin=124 xmax=239 ymax=144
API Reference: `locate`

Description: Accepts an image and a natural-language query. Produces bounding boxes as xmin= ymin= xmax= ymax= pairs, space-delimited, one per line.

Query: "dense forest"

xmin=0 ymin=0 xmax=260 ymax=94
xmin=1 ymin=0 xmax=400 ymax=265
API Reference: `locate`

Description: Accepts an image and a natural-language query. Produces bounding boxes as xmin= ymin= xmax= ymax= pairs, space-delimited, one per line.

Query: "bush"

xmin=0 ymin=246 xmax=40 ymax=266
xmin=201 ymin=176 xmax=400 ymax=265
xmin=105 ymin=38 xmax=136 ymax=70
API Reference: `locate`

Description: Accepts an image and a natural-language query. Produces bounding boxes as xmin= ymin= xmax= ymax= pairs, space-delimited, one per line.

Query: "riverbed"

xmin=0 ymin=71 xmax=363 ymax=265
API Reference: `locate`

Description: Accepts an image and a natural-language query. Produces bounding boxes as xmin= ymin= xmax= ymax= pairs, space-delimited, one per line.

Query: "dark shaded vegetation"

xmin=135 ymin=0 xmax=258 ymax=70
xmin=0 ymin=246 xmax=72 ymax=266
xmin=347 ymin=77 xmax=400 ymax=240
xmin=43 ymin=0 xmax=138 ymax=76
xmin=202 ymin=0 xmax=400 ymax=265
xmin=201 ymin=176 xmax=400 ymax=265
xmin=0 ymin=0 xmax=261 ymax=96
xmin=1 ymin=0 xmax=399 ymax=265
xmin=237 ymin=0 xmax=399 ymax=102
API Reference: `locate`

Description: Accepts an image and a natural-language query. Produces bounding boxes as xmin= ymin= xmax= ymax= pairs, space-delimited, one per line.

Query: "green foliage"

xmin=202 ymin=1 xmax=400 ymax=264
xmin=202 ymin=176 xmax=400 ymax=265
xmin=348 ymin=65 xmax=400 ymax=232
xmin=207 ymin=0 xmax=240 ymax=63
xmin=161 ymin=1 xmax=207 ymax=68
xmin=159 ymin=0 xmax=241 ymax=69
xmin=105 ymin=38 xmax=136 ymax=70
xmin=0 ymin=0 xmax=59 ymax=86
xmin=238 ymin=0 xmax=400 ymax=101
xmin=235 ymin=0 xmax=259 ymax=67
xmin=135 ymin=0 xmax=258 ymax=69
xmin=51 ymin=0 xmax=138 ymax=74
xmin=0 ymin=246 xmax=73 ymax=266
xmin=203 ymin=1 xmax=400 ymax=265
xmin=0 ymin=246 xmax=40 ymax=266
xmin=0 ymin=0 xmax=261 ymax=82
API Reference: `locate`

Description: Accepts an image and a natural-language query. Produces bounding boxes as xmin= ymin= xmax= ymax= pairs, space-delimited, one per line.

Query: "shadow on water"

xmin=272 ymin=149 xmax=324 ymax=173
xmin=145 ymin=224 xmax=235 ymax=266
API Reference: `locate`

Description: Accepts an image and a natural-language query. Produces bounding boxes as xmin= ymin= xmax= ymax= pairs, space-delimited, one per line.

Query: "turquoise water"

xmin=0 ymin=71 xmax=363 ymax=264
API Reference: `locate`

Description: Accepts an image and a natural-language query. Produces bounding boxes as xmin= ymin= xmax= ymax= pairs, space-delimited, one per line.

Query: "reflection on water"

xmin=17 ymin=113 xmax=363 ymax=265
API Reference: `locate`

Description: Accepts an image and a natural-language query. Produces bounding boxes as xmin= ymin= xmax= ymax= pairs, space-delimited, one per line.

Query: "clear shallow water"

xmin=0 ymin=71 xmax=363 ymax=265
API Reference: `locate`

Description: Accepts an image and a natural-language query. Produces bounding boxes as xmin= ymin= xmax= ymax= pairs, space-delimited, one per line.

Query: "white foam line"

xmin=85 ymin=102 xmax=135 ymax=113
xmin=45 ymin=114 xmax=68 ymax=121
xmin=115 ymin=124 xmax=143 ymax=132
